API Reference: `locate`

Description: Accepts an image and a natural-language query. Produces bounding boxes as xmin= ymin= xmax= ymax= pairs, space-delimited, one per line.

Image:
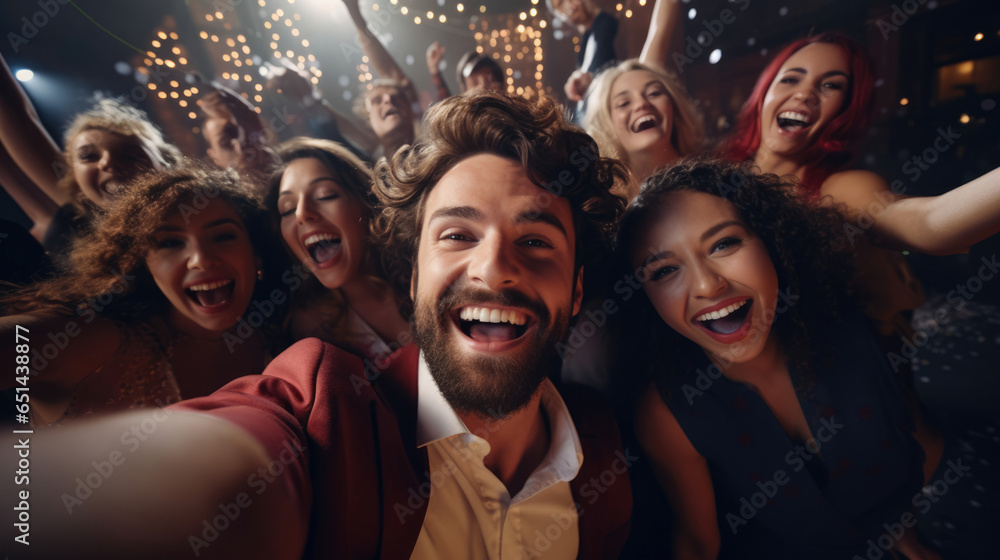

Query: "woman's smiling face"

xmin=276 ymin=157 xmax=369 ymax=290
xmin=633 ymin=190 xmax=780 ymax=367
xmin=145 ymin=197 xmax=258 ymax=338
xmin=759 ymin=42 xmax=851 ymax=159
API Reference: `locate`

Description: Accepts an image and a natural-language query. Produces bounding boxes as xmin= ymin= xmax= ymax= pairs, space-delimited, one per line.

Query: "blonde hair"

xmin=584 ymin=59 xmax=704 ymax=169
xmin=59 ymin=98 xmax=181 ymax=207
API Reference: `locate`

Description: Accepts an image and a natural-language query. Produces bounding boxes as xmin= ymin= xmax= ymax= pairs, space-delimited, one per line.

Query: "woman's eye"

xmin=822 ymin=82 xmax=844 ymax=91
xmin=713 ymin=237 xmax=742 ymax=252
xmin=442 ymin=233 xmax=472 ymax=242
xmin=779 ymin=76 xmax=799 ymax=85
xmin=279 ymin=207 xmax=294 ymax=217
xmin=317 ymin=193 xmax=340 ymax=201
xmin=650 ymin=266 xmax=677 ymax=281
xmin=214 ymin=233 xmax=238 ymax=242
xmin=155 ymin=239 xmax=182 ymax=249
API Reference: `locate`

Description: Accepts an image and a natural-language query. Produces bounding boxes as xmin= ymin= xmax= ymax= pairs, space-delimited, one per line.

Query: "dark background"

xmin=1 ymin=0 xmax=998 ymax=302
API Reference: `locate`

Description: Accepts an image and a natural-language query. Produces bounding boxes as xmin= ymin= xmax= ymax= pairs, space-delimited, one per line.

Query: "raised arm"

xmin=426 ymin=41 xmax=452 ymax=102
xmin=265 ymin=61 xmax=379 ymax=154
xmin=0 ymin=142 xmax=59 ymax=241
xmin=342 ymin=0 xmax=419 ymax=104
xmin=821 ymin=167 xmax=1000 ymax=255
xmin=639 ymin=0 xmax=683 ymax=71
xmin=0 ymin=52 xmax=69 ymax=205
xmin=635 ymin=386 xmax=720 ymax=560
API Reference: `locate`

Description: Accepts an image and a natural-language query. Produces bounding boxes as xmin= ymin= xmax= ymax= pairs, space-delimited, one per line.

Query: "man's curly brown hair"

xmin=372 ymin=91 xmax=628 ymax=311
xmin=614 ymin=157 xmax=859 ymax=400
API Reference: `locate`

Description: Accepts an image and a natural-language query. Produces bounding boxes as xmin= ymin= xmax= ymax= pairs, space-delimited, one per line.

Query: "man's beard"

xmin=413 ymin=284 xmax=571 ymax=421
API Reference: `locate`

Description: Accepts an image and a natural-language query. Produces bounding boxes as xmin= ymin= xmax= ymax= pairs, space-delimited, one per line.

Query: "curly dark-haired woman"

xmin=618 ymin=158 xmax=957 ymax=558
xmin=1 ymin=163 xmax=284 ymax=426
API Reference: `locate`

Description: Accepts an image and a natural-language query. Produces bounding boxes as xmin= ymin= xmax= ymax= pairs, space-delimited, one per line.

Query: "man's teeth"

xmin=696 ymin=300 xmax=748 ymax=322
xmin=459 ymin=307 xmax=527 ymax=326
xmin=189 ymin=280 xmax=231 ymax=291
xmin=304 ymin=233 xmax=338 ymax=248
xmin=778 ymin=111 xmax=810 ymax=124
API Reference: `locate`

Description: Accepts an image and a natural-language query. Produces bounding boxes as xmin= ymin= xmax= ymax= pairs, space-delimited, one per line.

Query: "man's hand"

xmin=563 ymin=70 xmax=593 ymax=102
xmin=426 ymin=41 xmax=446 ymax=76
xmin=265 ymin=59 xmax=318 ymax=106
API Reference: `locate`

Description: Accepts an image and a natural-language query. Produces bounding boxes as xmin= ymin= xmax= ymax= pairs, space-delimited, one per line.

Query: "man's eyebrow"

xmin=515 ymin=210 xmax=568 ymax=238
xmin=428 ymin=206 xmax=483 ymax=223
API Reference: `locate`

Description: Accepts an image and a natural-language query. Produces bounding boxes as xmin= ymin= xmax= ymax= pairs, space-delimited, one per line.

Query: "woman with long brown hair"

xmin=268 ymin=137 xmax=411 ymax=363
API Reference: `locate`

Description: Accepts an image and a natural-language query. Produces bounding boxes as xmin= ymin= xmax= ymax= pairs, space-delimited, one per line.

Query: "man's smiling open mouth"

xmin=457 ymin=306 xmax=530 ymax=343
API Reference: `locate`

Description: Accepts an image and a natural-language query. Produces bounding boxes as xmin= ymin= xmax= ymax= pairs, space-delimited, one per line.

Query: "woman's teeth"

xmin=777 ymin=111 xmax=811 ymax=130
xmin=304 ymin=233 xmax=342 ymax=264
xmin=189 ymin=280 xmax=231 ymax=292
xmin=185 ymin=280 xmax=235 ymax=308
xmin=696 ymin=299 xmax=748 ymax=323
xmin=632 ymin=115 xmax=657 ymax=132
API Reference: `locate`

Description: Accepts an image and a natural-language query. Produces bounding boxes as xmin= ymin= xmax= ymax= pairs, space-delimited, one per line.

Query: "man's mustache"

xmin=435 ymin=286 xmax=549 ymax=322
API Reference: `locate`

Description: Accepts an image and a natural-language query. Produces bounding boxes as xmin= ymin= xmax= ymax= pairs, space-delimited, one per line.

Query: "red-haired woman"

xmin=720 ymin=32 xmax=1000 ymax=557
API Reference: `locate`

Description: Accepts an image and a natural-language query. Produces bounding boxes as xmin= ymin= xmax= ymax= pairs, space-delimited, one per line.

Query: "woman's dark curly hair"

xmin=4 ymin=161 xmax=284 ymax=325
xmin=614 ymin=157 xmax=858 ymax=401
xmin=372 ymin=90 xmax=628 ymax=313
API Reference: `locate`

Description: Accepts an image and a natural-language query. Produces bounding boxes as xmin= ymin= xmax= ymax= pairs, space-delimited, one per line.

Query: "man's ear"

xmin=572 ymin=266 xmax=584 ymax=317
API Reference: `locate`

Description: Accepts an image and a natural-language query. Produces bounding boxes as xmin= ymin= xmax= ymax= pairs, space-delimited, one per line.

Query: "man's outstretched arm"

xmin=11 ymin=409 xmax=308 ymax=559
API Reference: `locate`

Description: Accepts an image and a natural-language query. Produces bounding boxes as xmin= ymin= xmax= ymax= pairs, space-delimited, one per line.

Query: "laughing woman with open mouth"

xmin=0 ymin=163 xmax=282 ymax=426
xmin=268 ymin=137 xmax=411 ymax=365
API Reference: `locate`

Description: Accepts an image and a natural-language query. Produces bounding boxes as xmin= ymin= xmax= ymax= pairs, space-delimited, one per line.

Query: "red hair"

xmin=719 ymin=32 xmax=876 ymax=197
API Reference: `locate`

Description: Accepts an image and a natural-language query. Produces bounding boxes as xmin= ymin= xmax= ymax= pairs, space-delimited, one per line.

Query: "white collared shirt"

xmin=409 ymin=353 xmax=583 ymax=560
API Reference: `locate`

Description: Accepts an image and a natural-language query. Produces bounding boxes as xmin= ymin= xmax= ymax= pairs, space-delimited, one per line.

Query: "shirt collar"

xmin=414 ymin=352 xmax=584 ymax=495
xmin=416 ymin=352 xmax=468 ymax=447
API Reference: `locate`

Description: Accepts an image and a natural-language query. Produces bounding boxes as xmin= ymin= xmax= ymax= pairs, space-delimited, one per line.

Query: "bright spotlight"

xmin=15 ymin=69 xmax=34 ymax=82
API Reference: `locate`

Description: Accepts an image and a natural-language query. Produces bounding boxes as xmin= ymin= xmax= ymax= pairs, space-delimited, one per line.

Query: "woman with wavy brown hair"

xmin=267 ymin=137 xmax=411 ymax=364
xmin=1 ymin=163 xmax=282 ymax=426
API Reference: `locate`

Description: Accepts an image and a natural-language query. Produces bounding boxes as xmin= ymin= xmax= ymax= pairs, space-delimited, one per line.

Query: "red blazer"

xmin=177 ymin=339 xmax=632 ymax=559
